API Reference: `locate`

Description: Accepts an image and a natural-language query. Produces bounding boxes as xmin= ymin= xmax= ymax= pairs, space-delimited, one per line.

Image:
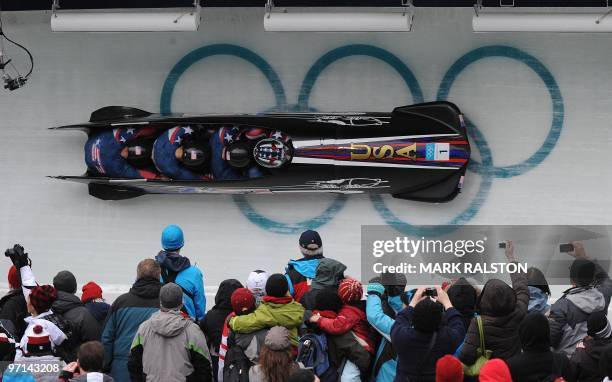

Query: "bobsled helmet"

xmin=124 ymin=139 xmax=153 ymax=168
xmin=180 ymin=139 xmax=211 ymax=172
xmin=225 ymin=142 xmax=252 ymax=169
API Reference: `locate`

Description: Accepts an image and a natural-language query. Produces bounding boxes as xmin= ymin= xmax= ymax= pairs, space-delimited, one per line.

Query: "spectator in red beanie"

xmin=219 ymin=288 xmax=264 ymax=381
xmin=436 ymin=355 xmax=463 ymax=382
xmin=81 ymin=281 xmax=111 ymax=325
xmin=479 ymin=359 xmax=512 ymax=382
xmin=0 ymin=265 xmax=28 ymax=339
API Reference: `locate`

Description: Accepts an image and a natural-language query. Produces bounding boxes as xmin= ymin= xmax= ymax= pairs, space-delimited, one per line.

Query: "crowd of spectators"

xmin=1 ymin=226 xmax=612 ymax=382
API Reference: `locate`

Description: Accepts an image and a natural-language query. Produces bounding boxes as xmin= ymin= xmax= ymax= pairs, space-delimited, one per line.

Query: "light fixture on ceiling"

xmin=263 ymin=0 xmax=414 ymax=32
xmin=50 ymin=0 xmax=201 ymax=32
xmin=472 ymin=0 xmax=612 ymax=32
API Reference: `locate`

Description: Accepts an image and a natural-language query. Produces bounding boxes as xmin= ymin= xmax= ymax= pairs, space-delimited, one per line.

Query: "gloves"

xmin=4 ymin=244 xmax=30 ymax=269
xmin=367 ymin=282 xmax=385 ymax=297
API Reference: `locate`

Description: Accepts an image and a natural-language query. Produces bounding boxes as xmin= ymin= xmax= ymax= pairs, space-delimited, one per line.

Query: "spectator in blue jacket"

xmin=391 ymin=286 xmax=466 ymax=382
xmin=155 ymin=224 xmax=206 ymax=322
xmin=365 ymin=275 xmax=408 ymax=382
xmin=101 ymin=259 xmax=161 ymax=382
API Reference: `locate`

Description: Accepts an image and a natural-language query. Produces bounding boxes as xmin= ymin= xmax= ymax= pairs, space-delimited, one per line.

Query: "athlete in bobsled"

xmin=152 ymin=126 xmax=213 ymax=181
xmin=84 ymin=127 xmax=160 ymax=179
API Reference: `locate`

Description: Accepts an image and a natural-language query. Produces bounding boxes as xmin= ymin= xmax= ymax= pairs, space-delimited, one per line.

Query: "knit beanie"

xmin=246 ymin=270 xmax=268 ymax=303
xmin=81 ymin=281 xmax=103 ymax=303
xmin=570 ymin=259 xmax=596 ymax=287
xmin=53 ymin=270 xmax=77 ymax=294
xmin=588 ymin=311 xmax=612 ymax=338
xmin=160 ymin=283 xmax=184 ymax=311
xmin=265 ymin=273 xmax=289 ymax=298
xmin=412 ymin=298 xmax=443 ymax=333
xmin=338 ymin=278 xmax=363 ymax=304
xmin=24 ymin=324 xmax=53 ymax=355
xmin=8 ymin=266 xmax=20 ymax=289
xmin=29 ymin=285 xmax=58 ymax=314
xmin=435 ymin=355 xmax=464 ymax=382
xmin=231 ymin=288 xmax=256 ymax=314
xmin=479 ymin=359 xmax=512 ymax=382
xmin=264 ymin=326 xmax=291 ymax=351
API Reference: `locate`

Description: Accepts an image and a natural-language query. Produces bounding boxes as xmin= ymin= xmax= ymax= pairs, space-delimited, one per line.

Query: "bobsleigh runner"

xmin=50 ymin=101 xmax=470 ymax=202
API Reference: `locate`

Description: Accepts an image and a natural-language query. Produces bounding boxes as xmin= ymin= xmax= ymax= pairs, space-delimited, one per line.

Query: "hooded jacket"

xmin=459 ymin=270 xmax=529 ymax=364
xmin=506 ymin=312 xmax=572 ymax=382
xmin=155 ymin=251 xmax=206 ymax=322
xmin=128 ymin=310 xmax=212 ymax=382
xmin=200 ymin=279 xmax=242 ymax=356
xmin=200 ymin=279 xmax=242 ymax=380
xmin=315 ymin=302 xmax=376 ymax=353
xmin=101 ymin=277 xmax=161 ymax=382
xmin=285 ymin=254 xmax=323 ymax=303
xmin=52 ymin=291 xmax=102 ymax=344
xmin=300 ymin=258 xmax=347 ymax=311
xmin=229 ymin=296 xmax=305 ymax=346
xmin=569 ymin=334 xmax=612 ymax=382
xmin=366 ymin=294 xmax=398 ymax=382
xmin=447 ymin=278 xmax=477 ymax=332
xmin=84 ymin=301 xmax=111 ymax=325
xmin=549 ymin=286 xmax=606 ymax=357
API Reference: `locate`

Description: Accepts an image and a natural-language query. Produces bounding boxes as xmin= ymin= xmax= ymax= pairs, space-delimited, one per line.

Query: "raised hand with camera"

xmin=4 ymin=244 xmax=30 ymax=269
xmin=503 ymin=240 xmax=516 ymax=263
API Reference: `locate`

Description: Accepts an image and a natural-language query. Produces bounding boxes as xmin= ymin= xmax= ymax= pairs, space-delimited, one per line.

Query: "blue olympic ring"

xmin=160 ymin=43 xmax=564 ymax=235
xmin=437 ymin=45 xmax=564 ymax=178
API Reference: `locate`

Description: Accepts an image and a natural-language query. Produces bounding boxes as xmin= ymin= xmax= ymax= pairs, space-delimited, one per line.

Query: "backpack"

xmin=296 ymin=333 xmax=338 ymax=382
xmin=462 ymin=315 xmax=492 ymax=377
xmin=223 ymin=345 xmax=252 ymax=382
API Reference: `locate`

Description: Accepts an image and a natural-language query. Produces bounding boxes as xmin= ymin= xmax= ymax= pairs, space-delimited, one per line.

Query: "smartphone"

xmin=498 ymin=242 xmax=506 ymax=249
xmin=560 ymin=243 xmax=574 ymax=253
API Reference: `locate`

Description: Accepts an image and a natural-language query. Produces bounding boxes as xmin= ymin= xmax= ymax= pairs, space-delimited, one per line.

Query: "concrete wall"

xmin=0 ymin=8 xmax=611 ymax=303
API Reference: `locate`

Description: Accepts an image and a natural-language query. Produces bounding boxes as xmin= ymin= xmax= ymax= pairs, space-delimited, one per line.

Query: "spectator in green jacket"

xmin=229 ymin=274 xmax=305 ymax=346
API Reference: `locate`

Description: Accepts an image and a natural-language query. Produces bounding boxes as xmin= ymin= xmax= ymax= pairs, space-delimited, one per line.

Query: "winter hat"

xmin=29 ymin=285 xmax=57 ymax=314
xmin=519 ymin=312 xmax=551 ymax=351
xmin=447 ymin=278 xmax=477 ymax=316
xmin=162 ymin=224 xmax=184 ymax=251
xmin=338 ymin=278 xmax=363 ymax=304
xmin=25 ymin=324 xmax=53 ymax=355
xmin=435 ymin=355 xmax=464 ymax=382
xmin=588 ymin=311 xmax=612 ymax=338
xmin=314 ymin=289 xmax=343 ymax=313
xmin=231 ymin=288 xmax=256 ymax=314
xmin=412 ymin=298 xmax=443 ymax=333
xmin=264 ymin=326 xmax=291 ymax=351
xmin=299 ymin=230 xmax=323 ymax=256
xmin=160 ymin=283 xmax=184 ymax=311
xmin=8 ymin=265 xmax=20 ymax=289
xmin=265 ymin=273 xmax=289 ymax=298
xmin=246 ymin=270 xmax=268 ymax=298
xmin=527 ymin=267 xmax=551 ymax=295
xmin=570 ymin=259 xmax=596 ymax=287
xmin=479 ymin=359 xmax=512 ymax=382
xmin=81 ymin=281 xmax=103 ymax=303
xmin=53 ymin=270 xmax=77 ymax=294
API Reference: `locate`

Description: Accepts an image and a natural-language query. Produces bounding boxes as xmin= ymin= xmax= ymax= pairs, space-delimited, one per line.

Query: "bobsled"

xmin=51 ymin=101 xmax=470 ymax=202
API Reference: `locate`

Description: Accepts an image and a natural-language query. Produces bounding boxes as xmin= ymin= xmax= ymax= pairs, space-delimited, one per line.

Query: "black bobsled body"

xmin=51 ymin=102 xmax=470 ymax=202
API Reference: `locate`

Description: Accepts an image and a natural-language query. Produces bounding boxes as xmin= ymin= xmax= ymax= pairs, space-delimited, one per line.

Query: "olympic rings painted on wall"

xmin=160 ymin=43 xmax=564 ymax=235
